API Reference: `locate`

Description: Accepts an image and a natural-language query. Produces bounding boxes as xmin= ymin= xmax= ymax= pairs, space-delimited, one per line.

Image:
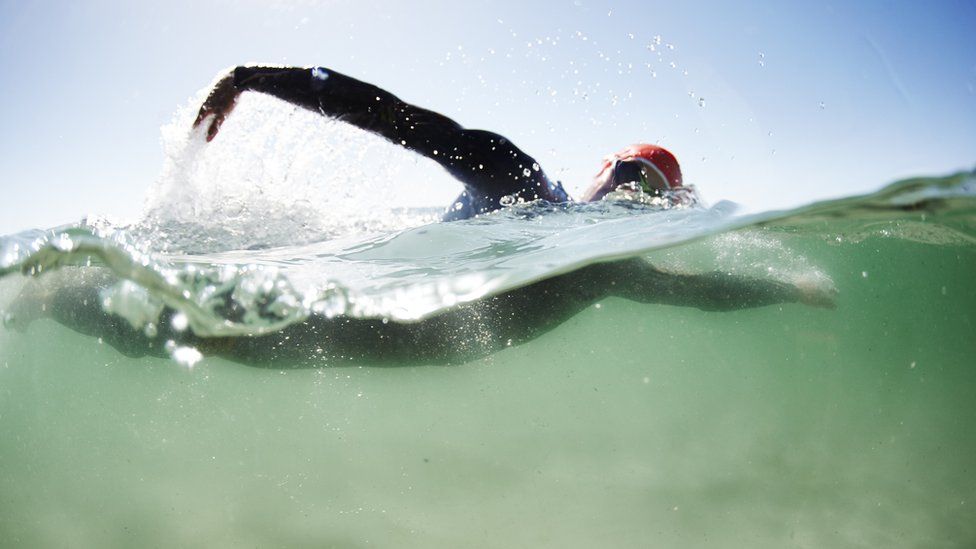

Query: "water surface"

xmin=1 ymin=171 xmax=974 ymax=547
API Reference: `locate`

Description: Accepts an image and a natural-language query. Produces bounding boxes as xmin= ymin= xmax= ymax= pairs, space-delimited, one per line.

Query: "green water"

xmin=1 ymin=176 xmax=975 ymax=547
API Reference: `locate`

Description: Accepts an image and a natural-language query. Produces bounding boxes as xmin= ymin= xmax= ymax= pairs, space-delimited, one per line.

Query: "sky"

xmin=0 ymin=0 xmax=974 ymax=234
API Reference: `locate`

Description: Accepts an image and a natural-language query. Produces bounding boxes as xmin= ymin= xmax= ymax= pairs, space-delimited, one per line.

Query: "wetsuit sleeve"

xmin=231 ymin=66 xmax=567 ymax=219
xmin=596 ymin=258 xmax=836 ymax=311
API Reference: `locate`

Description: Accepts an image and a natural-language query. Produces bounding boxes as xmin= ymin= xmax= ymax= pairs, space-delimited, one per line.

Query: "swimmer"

xmin=0 ymin=67 xmax=834 ymax=366
xmin=193 ymin=65 xmax=683 ymax=220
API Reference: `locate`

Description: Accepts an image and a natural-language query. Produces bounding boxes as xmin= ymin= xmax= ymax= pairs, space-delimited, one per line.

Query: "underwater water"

xmin=1 ymin=168 xmax=974 ymax=547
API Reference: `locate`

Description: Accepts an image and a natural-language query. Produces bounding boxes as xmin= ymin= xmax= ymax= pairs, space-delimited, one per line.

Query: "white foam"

xmin=143 ymin=91 xmax=459 ymax=250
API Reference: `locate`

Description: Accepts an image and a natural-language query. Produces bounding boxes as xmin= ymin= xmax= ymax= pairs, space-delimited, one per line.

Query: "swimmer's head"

xmin=581 ymin=144 xmax=682 ymax=202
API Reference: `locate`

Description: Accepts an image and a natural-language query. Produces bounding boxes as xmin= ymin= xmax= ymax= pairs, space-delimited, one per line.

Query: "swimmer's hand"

xmin=795 ymin=278 xmax=838 ymax=310
xmin=193 ymin=71 xmax=241 ymax=142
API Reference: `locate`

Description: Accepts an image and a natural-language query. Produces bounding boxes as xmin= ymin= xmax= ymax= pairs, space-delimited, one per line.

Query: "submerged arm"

xmin=587 ymin=258 xmax=836 ymax=311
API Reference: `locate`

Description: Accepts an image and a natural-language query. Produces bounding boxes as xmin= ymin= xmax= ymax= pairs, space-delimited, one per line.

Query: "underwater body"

xmin=1 ymin=170 xmax=974 ymax=547
xmin=1 ymin=91 xmax=975 ymax=547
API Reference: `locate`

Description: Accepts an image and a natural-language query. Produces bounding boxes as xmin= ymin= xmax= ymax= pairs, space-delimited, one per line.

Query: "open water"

xmin=0 ymin=100 xmax=974 ymax=546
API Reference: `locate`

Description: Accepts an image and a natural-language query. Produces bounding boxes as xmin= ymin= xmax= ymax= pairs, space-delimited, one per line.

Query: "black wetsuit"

xmin=232 ymin=66 xmax=570 ymax=221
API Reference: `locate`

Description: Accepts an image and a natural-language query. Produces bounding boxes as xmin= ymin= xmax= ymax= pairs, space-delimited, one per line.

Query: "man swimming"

xmin=193 ymin=65 xmax=684 ymax=220
xmin=0 ymin=66 xmax=835 ymax=367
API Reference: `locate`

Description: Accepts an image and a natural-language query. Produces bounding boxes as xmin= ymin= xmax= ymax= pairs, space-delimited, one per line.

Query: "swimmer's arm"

xmin=600 ymin=259 xmax=837 ymax=311
xmin=194 ymin=69 xmax=243 ymax=141
xmin=194 ymin=66 xmax=563 ymax=217
xmin=194 ymin=65 xmax=465 ymax=148
xmin=195 ymin=67 xmax=321 ymax=142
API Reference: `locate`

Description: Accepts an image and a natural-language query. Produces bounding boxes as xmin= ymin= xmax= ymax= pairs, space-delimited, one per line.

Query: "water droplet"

xmin=818 ymin=101 xmax=825 ymax=109
xmin=698 ymin=97 xmax=705 ymax=107
xmin=311 ymin=67 xmax=330 ymax=81
xmin=861 ymin=271 xmax=869 ymax=278
xmin=522 ymin=168 xmax=531 ymax=177
xmin=532 ymin=163 xmax=540 ymax=171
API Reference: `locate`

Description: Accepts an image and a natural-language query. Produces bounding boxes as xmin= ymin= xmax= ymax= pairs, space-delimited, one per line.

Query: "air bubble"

xmin=171 ymin=312 xmax=189 ymax=332
xmin=165 ymin=340 xmax=203 ymax=368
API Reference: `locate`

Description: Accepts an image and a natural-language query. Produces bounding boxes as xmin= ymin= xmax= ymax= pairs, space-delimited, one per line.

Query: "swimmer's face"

xmin=611 ymin=159 xmax=671 ymax=193
xmin=581 ymin=158 xmax=671 ymax=202
xmin=581 ymin=144 xmax=682 ymax=203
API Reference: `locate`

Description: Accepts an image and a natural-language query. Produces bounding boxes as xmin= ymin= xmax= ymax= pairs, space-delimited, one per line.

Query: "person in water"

xmin=193 ymin=65 xmax=684 ymax=220
xmin=0 ymin=65 xmax=834 ymax=367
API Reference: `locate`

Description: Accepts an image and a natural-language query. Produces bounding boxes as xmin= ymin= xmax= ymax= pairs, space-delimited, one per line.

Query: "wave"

xmin=1 ymin=170 xmax=973 ymax=357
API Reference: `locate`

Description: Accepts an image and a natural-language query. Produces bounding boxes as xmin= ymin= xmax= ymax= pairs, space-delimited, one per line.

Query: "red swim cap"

xmin=582 ymin=144 xmax=683 ymax=201
xmin=613 ymin=144 xmax=682 ymax=189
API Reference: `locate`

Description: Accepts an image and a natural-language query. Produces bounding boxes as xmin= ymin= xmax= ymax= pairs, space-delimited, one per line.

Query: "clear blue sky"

xmin=1 ymin=0 xmax=974 ymax=234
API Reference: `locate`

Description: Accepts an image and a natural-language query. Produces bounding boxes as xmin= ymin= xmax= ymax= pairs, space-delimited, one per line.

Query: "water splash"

xmin=1 ymin=171 xmax=973 ymax=342
xmin=142 ymin=93 xmax=454 ymax=253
